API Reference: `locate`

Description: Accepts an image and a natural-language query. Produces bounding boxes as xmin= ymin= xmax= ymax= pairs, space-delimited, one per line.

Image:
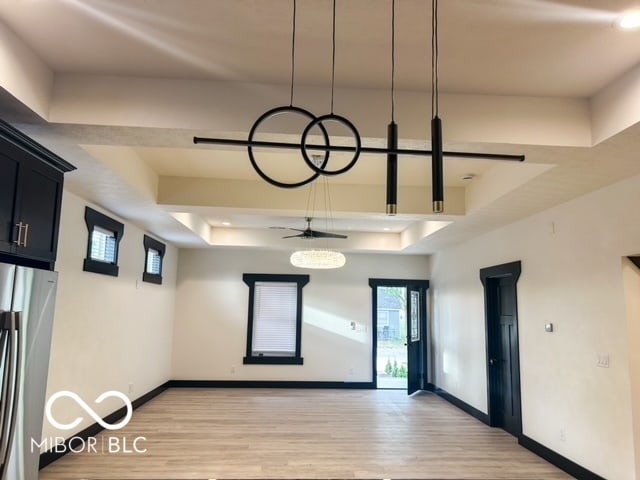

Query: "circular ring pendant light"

xmin=301 ymin=113 xmax=361 ymax=176
xmin=300 ymin=0 xmax=361 ymax=176
xmin=246 ymin=0 xmax=361 ymax=188
xmin=248 ymin=105 xmax=330 ymax=188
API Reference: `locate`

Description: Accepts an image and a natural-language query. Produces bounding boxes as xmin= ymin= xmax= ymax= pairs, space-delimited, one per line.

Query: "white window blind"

xmin=146 ymin=248 xmax=162 ymax=274
xmin=252 ymin=281 xmax=298 ymax=356
xmin=90 ymin=226 xmax=117 ymax=263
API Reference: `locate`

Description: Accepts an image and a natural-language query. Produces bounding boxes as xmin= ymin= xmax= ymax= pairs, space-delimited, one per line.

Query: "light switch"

xmin=545 ymin=323 xmax=553 ymax=332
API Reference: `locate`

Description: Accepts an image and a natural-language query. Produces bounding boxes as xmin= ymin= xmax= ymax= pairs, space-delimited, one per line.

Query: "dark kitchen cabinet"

xmin=0 ymin=120 xmax=76 ymax=270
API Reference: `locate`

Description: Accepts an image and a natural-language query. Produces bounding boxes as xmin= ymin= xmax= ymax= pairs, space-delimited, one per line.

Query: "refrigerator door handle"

xmin=0 ymin=328 xmax=9 ymax=463
xmin=0 ymin=311 xmax=21 ymax=479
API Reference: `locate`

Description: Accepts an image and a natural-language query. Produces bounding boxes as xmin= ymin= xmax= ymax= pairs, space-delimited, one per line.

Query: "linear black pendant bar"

xmin=431 ymin=116 xmax=444 ymax=213
xmin=192 ymin=136 xmax=524 ymax=162
xmin=386 ymin=121 xmax=398 ymax=215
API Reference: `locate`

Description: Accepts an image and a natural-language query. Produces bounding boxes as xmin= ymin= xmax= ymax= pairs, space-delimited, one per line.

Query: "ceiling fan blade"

xmin=310 ymin=231 xmax=348 ymax=239
xmin=270 ymin=226 xmax=305 ymax=232
xmin=282 ymin=233 xmax=305 ymax=239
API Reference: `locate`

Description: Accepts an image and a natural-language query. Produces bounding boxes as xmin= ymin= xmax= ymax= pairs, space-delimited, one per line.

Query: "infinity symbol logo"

xmin=45 ymin=390 xmax=133 ymax=431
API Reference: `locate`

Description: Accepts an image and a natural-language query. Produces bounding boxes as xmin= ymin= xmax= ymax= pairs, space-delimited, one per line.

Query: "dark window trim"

xmin=242 ymin=273 xmax=309 ymax=365
xmin=83 ymin=206 xmax=124 ymax=277
xmin=142 ymin=234 xmax=165 ymax=285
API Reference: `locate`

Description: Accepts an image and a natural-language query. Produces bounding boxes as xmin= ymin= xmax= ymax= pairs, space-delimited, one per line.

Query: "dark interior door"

xmin=482 ymin=261 xmax=522 ymax=438
xmin=492 ymin=278 xmax=521 ymax=435
xmin=406 ymin=287 xmax=423 ymax=395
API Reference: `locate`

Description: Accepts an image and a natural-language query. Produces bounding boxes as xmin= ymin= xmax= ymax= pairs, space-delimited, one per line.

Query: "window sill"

xmin=243 ymin=356 xmax=304 ymax=365
xmin=143 ymin=272 xmax=163 ymax=285
xmin=83 ymin=258 xmax=119 ymax=277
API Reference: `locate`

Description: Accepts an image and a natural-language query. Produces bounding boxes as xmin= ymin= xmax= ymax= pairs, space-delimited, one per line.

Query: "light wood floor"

xmin=39 ymin=388 xmax=571 ymax=479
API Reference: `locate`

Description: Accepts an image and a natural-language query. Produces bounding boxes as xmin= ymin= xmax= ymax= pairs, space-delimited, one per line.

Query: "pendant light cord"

xmin=391 ymin=0 xmax=396 ymax=122
xmin=330 ymin=0 xmax=336 ymax=114
xmin=431 ymin=0 xmax=439 ymax=118
xmin=289 ymin=0 xmax=297 ymax=106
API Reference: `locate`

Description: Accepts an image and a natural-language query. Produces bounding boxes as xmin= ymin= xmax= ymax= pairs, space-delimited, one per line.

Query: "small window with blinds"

xmin=143 ymin=235 xmax=165 ymax=285
xmin=90 ymin=226 xmax=117 ymax=263
xmin=243 ymin=273 xmax=309 ymax=365
xmin=83 ymin=207 xmax=124 ymax=277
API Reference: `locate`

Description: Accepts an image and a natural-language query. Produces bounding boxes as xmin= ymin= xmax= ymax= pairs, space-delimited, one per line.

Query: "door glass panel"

xmin=410 ymin=290 xmax=420 ymax=342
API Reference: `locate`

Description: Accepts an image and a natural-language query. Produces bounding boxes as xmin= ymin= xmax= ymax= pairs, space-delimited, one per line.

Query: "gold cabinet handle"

xmin=22 ymin=223 xmax=29 ymax=247
xmin=13 ymin=222 xmax=23 ymax=245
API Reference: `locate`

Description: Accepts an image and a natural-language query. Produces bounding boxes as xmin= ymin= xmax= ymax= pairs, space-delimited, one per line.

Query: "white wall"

xmin=623 ymin=258 xmax=640 ymax=480
xmin=172 ymin=249 xmax=429 ymax=381
xmin=42 ymin=190 xmax=177 ymax=441
xmin=431 ymin=173 xmax=640 ymax=480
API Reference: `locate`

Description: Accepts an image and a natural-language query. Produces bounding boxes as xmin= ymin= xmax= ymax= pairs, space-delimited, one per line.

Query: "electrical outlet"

xmin=230 ymin=365 xmax=236 ymax=374
xmin=597 ymin=354 xmax=610 ymax=368
xmin=560 ymin=429 xmax=566 ymax=442
xmin=128 ymin=382 xmax=134 ymax=394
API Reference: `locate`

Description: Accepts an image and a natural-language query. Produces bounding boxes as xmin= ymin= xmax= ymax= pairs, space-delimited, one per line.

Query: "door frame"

xmin=480 ymin=260 xmax=522 ymax=434
xmin=368 ymin=278 xmax=430 ymax=390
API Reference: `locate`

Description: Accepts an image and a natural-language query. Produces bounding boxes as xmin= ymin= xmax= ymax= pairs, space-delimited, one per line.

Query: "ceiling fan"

xmin=272 ymin=217 xmax=348 ymax=240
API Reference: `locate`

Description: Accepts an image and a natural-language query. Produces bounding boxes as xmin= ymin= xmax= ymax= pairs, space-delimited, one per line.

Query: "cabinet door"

xmin=0 ymin=150 xmax=20 ymax=254
xmin=14 ymin=155 xmax=63 ymax=262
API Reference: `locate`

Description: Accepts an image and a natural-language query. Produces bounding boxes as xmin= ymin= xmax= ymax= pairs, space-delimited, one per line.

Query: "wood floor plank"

xmin=39 ymin=388 xmax=572 ymax=479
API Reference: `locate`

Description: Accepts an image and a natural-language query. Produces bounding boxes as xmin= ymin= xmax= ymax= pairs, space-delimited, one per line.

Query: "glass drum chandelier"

xmin=290 ymin=249 xmax=346 ymax=269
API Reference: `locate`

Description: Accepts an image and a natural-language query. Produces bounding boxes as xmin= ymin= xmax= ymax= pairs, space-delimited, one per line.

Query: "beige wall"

xmin=430 ymin=173 xmax=640 ymax=480
xmin=42 ymin=190 xmax=177 ymax=441
xmin=172 ymin=249 xmax=429 ymax=382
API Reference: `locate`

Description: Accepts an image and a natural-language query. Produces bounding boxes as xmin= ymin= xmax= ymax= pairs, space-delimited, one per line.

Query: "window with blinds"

xmin=143 ymin=235 xmax=165 ymax=285
xmin=90 ymin=226 xmax=117 ymax=263
xmin=243 ymin=273 xmax=309 ymax=365
xmin=252 ymin=282 xmax=298 ymax=356
xmin=146 ymin=248 xmax=161 ymax=274
xmin=83 ymin=207 xmax=124 ymax=277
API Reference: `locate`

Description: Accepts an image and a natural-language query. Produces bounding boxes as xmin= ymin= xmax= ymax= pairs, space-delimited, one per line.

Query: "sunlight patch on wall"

xmin=304 ymin=306 xmax=369 ymax=344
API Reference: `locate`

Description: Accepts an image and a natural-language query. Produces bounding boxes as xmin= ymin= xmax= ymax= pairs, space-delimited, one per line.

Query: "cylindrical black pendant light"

xmin=431 ymin=116 xmax=443 ymax=213
xmin=386 ymin=0 xmax=398 ymax=215
xmin=430 ymin=0 xmax=444 ymax=213
xmin=386 ymin=120 xmax=398 ymax=215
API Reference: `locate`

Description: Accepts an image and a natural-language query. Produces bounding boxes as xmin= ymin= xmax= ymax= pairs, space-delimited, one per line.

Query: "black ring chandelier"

xmin=193 ymin=0 xmax=525 ymax=213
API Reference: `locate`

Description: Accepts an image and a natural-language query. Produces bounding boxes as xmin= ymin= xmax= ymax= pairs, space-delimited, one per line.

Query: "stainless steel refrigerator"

xmin=0 ymin=262 xmax=58 ymax=480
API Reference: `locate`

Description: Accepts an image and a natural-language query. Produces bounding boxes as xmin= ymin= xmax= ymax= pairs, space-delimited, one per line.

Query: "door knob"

xmin=489 ymin=358 xmax=498 ymax=366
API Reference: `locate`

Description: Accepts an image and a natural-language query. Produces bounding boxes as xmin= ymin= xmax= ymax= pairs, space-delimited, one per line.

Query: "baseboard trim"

xmin=168 ymin=380 xmax=375 ymax=389
xmin=39 ymin=381 xmax=171 ymax=469
xmin=432 ymin=387 xmax=604 ymax=479
xmin=519 ymin=435 xmax=605 ymax=480
xmin=433 ymin=387 xmax=491 ymax=425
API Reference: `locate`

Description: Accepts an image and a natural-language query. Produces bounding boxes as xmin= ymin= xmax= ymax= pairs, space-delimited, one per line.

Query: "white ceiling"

xmin=2 ymin=0 xmax=640 ymax=96
xmin=1 ymin=0 xmax=639 ymax=255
